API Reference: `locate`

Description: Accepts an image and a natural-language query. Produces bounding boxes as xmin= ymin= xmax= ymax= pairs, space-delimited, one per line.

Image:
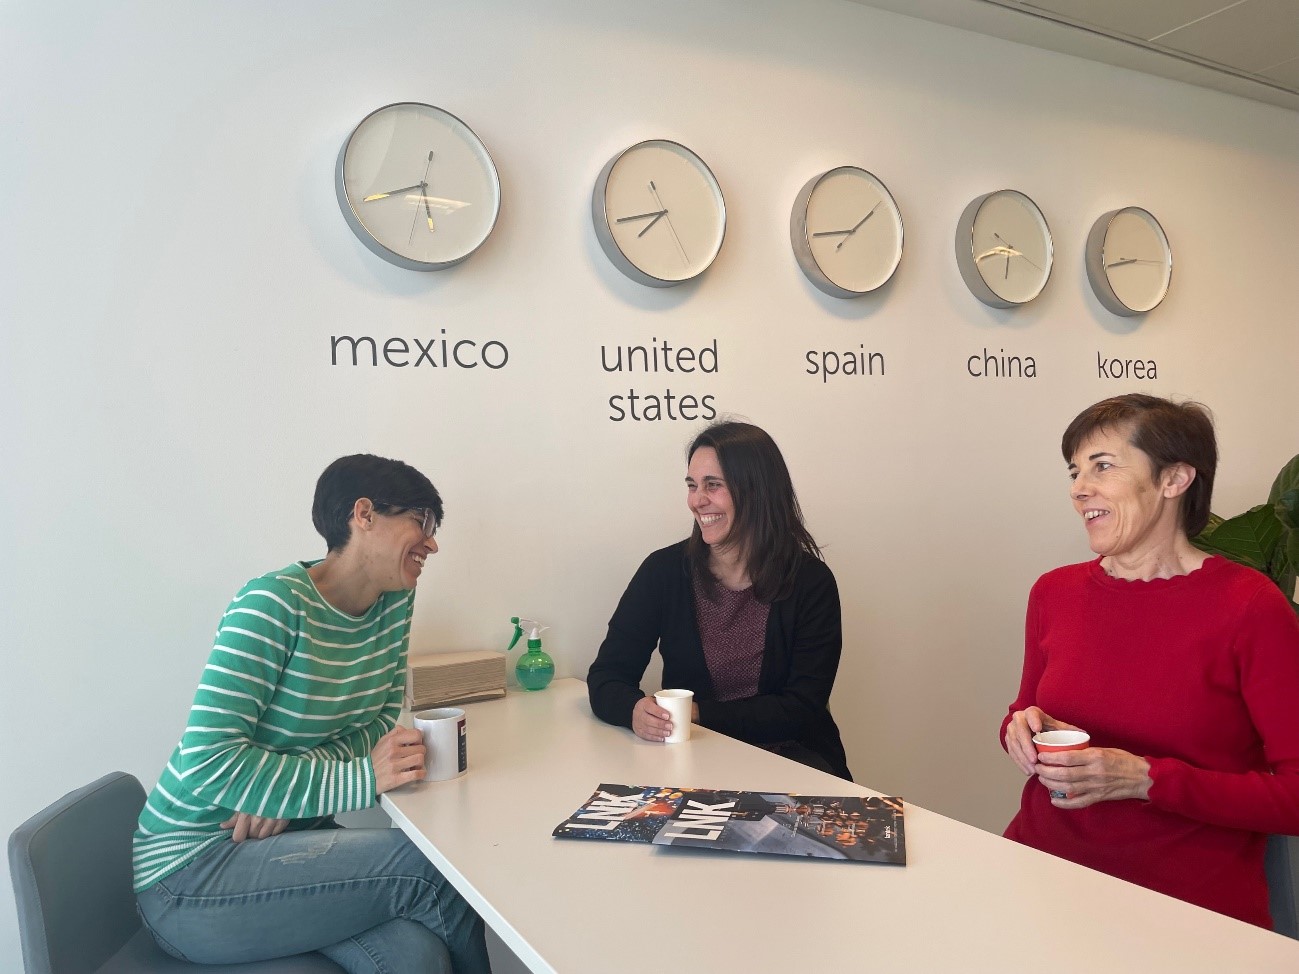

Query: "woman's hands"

xmin=1005 ymin=707 xmax=1152 ymax=807
xmin=1004 ymin=706 xmax=1081 ymax=775
xmin=631 ymin=696 xmax=700 ymax=741
xmin=371 ymin=725 xmax=427 ymax=794
xmin=632 ymin=696 xmax=673 ymax=742
xmin=220 ymin=812 xmax=289 ymax=843
xmin=1035 ymin=748 xmax=1152 ymax=808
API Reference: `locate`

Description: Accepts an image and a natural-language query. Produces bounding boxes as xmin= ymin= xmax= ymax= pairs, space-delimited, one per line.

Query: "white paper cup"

xmin=654 ymin=689 xmax=694 ymax=744
xmin=413 ymin=708 xmax=467 ymax=781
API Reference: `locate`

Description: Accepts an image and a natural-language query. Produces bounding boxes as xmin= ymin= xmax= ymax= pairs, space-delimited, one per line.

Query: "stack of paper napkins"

xmin=406 ymin=650 xmax=507 ymax=710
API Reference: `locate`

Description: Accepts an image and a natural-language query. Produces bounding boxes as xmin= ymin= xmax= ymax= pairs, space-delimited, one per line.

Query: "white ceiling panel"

xmin=1156 ymin=0 xmax=1299 ymax=73
xmin=846 ymin=0 xmax=1299 ymax=111
xmin=1021 ymin=0 xmax=1241 ymax=43
xmin=1260 ymin=57 xmax=1299 ymax=87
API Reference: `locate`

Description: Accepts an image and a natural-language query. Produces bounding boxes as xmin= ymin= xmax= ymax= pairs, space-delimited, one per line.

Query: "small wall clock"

xmin=955 ymin=189 xmax=1054 ymax=308
xmin=592 ymin=139 xmax=726 ymax=287
xmin=1085 ymin=207 xmax=1173 ymax=315
xmin=336 ymin=102 xmax=501 ymax=271
xmin=790 ymin=166 xmax=904 ymax=298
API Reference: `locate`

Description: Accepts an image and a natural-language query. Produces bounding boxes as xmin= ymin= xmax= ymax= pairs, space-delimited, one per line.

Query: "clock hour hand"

xmin=423 ymin=191 xmax=436 ymax=232
xmin=812 ymin=229 xmax=853 ymax=238
xmin=1106 ymin=257 xmax=1161 ymax=268
xmin=362 ymin=182 xmax=424 ymax=202
xmin=616 ymin=209 xmax=668 ymax=237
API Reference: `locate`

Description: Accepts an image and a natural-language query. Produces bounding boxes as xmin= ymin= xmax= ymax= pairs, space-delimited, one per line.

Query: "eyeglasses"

xmin=373 ymin=501 xmax=438 ymax=538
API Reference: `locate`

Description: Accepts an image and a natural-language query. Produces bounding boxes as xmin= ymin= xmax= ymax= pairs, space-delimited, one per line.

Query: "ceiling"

xmin=848 ymin=0 xmax=1299 ymax=112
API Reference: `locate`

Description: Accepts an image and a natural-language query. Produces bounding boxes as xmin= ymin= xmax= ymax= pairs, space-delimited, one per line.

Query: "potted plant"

xmin=1194 ymin=454 xmax=1299 ymax=617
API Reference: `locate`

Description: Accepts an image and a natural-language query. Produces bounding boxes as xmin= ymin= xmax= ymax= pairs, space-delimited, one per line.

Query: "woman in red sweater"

xmin=1002 ymin=394 xmax=1299 ymax=927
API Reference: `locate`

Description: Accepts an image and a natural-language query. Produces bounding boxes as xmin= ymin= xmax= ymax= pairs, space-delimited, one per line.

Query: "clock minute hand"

xmin=648 ymin=180 xmax=689 ymax=266
xmin=992 ymin=232 xmax=1042 ymax=271
xmin=836 ymin=202 xmax=882 ymax=251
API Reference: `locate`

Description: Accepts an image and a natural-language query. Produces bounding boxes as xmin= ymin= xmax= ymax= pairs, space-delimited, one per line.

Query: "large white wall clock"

xmin=591 ymin=139 xmax=726 ymax=287
xmin=790 ymin=166 xmax=904 ymax=298
xmin=955 ymin=189 xmax=1054 ymax=308
xmin=1085 ymin=207 xmax=1173 ymax=316
xmin=336 ymin=102 xmax=501 ymax=271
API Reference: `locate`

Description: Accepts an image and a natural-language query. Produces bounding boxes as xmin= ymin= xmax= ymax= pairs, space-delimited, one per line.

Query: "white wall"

xmin=3 ymin=0 xmax=1298 ymax=966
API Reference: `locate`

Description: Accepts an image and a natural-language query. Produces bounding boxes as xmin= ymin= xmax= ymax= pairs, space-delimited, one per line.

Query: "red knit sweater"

xmin=1001 ymin=556 xmax=1299 ymax=927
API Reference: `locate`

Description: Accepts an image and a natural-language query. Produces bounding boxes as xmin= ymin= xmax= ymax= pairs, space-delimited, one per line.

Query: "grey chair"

xmin=1267 ymin=833 xmax=1299 ymax=940
xmin=9 ymin=772 xmax=343 ymax=973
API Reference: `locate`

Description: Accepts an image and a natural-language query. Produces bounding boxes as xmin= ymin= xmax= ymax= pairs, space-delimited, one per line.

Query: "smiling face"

xmin=686 ymin=447 xmax=736 ymax=549
xmin=1068 ymin=425 xmax=1190 ymax=559
xmin=366 ymin=505 xmax=439 ymax=592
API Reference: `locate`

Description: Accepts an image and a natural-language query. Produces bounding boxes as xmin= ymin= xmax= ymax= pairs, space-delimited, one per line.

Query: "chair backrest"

xmin=1267 ymin=833 xmax=1299 ymax=940
xmin=9 ymin=772 xmax=147 ymax=974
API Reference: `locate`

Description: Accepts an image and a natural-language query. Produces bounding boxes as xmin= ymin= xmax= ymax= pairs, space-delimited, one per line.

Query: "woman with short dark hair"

xmin=1001 ymin=394 xmax=1299 ymax=928
xmin=134 ymin=454 xmax=490 ymax=971
xmin=588 ymin=422 xmax=851 ymax=779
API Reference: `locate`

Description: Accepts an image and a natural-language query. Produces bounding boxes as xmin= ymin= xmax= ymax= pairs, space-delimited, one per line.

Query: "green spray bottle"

xmin=507 ymin=617 xmax=554 ymax=691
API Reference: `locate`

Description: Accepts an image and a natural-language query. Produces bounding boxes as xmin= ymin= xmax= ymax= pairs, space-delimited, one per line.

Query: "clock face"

xmin=593 ymin=140 xmax=726 ymax=287
xmin=336 ymin=102 xmax=501 ymax=271
xmin=956 ymin=190 xmax=1054 ymax=308
xmin=793 ymin=166 xmax=904 ymax=297
xmin=1087 ymin=207 xmax=1172 ymax=315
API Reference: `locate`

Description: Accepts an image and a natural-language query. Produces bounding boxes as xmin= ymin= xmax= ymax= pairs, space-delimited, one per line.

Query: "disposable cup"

xmin=1032 ymin=730 xmax=1090 ymax=752
xmin=654 ymin=689 xmax=694 ymax=744
xmin=1032 ymin=729 xmax=1088 ymax=799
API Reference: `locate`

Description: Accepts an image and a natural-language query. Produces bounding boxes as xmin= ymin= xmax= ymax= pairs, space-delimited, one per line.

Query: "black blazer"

xmin=587 ymin=541 xmax=851 ymax=779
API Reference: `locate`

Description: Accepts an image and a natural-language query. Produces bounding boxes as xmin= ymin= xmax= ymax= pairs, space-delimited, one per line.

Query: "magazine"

xmin=552 ymin=783 xmax=905 ymax=865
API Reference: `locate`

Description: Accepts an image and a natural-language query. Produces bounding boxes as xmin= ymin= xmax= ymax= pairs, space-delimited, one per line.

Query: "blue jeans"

xmin=137 ymin=827 xmax=490 ymax=973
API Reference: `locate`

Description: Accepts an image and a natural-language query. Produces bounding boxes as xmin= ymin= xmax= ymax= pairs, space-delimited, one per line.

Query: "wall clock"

xmin=1085 ymin=207 xmax=1172 ymax=315
xmin=955 ymin=189 xmax=1053 ymax=308
xmin=790 ymin=166 xmax=904 ymax=298
xmin=336 ymin=102 xmax=501 ymax=271
xmin=592 ymin=139 xmax=726 ymax=287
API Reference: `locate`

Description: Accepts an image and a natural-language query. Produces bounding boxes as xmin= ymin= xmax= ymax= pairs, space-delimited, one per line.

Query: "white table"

xmin=384 ymin=679 xmax=1299 ymax=973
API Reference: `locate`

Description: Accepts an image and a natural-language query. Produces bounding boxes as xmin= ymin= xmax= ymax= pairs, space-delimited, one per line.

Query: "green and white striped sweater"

xmin=132 ymin=562 xmax=412 ymax=892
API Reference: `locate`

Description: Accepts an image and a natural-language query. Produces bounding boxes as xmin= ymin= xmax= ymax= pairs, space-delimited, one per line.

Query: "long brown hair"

xmin=686 ymin=422 xmax=822 ymax=602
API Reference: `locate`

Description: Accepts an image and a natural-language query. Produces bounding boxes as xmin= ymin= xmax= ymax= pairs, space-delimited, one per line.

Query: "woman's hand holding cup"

xmin=371 ymin=725 xmax=426 ymax=794
xmin=631 ymin=695 xmax=673 ymax=742
xmin=1005 ymin=706 xmax=1084 ymax=776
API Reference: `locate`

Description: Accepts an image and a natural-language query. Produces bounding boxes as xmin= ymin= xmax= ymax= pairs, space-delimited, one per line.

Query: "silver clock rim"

xmin=336 ymin=101 xmax=502 ymax=272
xmin=1085 ymin=206 xmax=1173 ymax=316
xmin=791 ymin=165 xmax=904 ymax=298
xmin=955 ymin=188 xmax=1054 ymax=309
xmin=591 ymin=138 xmax=727 ymax=289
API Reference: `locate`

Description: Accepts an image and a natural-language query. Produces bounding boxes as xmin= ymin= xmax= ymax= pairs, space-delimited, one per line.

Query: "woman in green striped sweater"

xmin=133 ymin=454 xmax=490 ymax=972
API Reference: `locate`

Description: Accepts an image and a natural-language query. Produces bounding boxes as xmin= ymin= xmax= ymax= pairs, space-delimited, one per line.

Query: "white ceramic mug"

xmin=654 ymin=689 xmax=694 ymax=744
xmin=413 ymin=708 xmax=467 ymax=781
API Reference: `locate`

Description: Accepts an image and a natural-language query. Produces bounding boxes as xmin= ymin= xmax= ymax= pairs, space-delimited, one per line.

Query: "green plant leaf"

xmin=1267 ymin=455 xmax=1299 ymax=507
xmin=1197 ymin=512 xmax=1225 ymax=542
xmin=1193 ymin=505 xmax=1279 ymax=572
xmin=1274 ymin=486 xmax=1299 ymax=533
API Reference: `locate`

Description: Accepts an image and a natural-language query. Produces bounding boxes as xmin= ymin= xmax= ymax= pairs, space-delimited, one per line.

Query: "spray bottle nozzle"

xmin=507 ymin=616 xmax=549 ymax=652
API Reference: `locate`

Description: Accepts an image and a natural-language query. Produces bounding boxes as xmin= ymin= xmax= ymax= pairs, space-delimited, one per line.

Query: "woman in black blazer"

xmin=587 ymin=421 xmax=851 ymax=780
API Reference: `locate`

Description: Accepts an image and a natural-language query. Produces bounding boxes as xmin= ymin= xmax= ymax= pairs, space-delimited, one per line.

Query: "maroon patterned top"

xmin=692 ymin=573 xmax=770 ymax=702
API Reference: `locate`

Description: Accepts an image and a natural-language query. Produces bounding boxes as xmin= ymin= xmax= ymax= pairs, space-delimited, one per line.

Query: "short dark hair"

xmin=1061 ymin=394 xmax=1217 ymax=537
xmin=312 ymin=454 xmax=443 ymax=553
xmin=685 ymin=422 xmax=821 ymax=602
